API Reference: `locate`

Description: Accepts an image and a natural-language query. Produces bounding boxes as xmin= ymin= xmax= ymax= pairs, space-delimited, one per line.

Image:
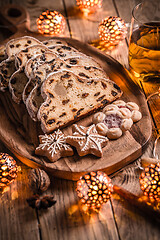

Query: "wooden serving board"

xmin=0 ymin=4 xmax=152 ymax=180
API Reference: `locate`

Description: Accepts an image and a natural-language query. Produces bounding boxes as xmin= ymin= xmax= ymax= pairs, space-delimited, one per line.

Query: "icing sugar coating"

xmin=66 ymin=124 xmax=108 ymax=157
xmin=35 ymin=129 xmax=74 ymax=162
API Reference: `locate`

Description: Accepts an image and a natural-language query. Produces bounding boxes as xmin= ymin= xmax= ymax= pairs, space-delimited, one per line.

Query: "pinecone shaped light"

xmin=37 ymin=10 xmax=66 ymax=35
xmin=98 ymin=16 xmax=127 ymax=46
xmin=0 ymin=153 xmax=18 ymax=189
xmin=139 ymin=163 xmax=160 ymax=202
xmin=77 ymin=171 xmax=113 ymax=210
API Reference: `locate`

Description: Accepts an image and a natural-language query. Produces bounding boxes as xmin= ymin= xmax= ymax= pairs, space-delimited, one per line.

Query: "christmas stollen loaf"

xmin=25 ymin=59 xmax=109 ymax=121
xmin=9 ymin=45 xmax=57 ymax=103
xmin=42 ymin=39 xmax=69 ymax=47
xmin=37 ymin=70 xmax=122 ymax=133
xmin=23 ymin=51 xmax=58 ymax=103
xmin=0 ymin=36 xmax=42 ymax=91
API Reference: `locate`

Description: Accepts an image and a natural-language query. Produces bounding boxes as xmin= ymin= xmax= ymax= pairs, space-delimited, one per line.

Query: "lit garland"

xmin=98 ymin=16 xmax=127 ymax=46
xmin=0 ymin=153 xmax=18 ymax=189
xmin=76 ymin=0 xmax=103 ymax=14
xmin=77 ymin=171 xmax=113 ymax=210
xmin=140 ymin=163 xmax=160 ymax=202
xmin=37 ymin=10 xmax=66 ymax=35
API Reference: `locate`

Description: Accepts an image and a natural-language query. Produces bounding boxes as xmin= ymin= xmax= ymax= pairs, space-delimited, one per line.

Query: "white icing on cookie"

xmin=35 ymin=129 xmax=73 ymax=161
xmin=66 ymin=124 xmax=108 ymax=157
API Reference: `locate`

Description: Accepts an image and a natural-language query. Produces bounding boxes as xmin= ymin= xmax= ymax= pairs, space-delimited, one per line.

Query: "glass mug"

xmin=129 ymin=0 xmax=160 ymax=82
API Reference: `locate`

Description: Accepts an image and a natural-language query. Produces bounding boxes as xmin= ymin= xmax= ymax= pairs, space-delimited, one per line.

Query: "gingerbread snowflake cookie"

xmin=93 ymin=100 xmax=142 ymax=139
xmin=35 ymin=129 xmax=74 ymax=162
xmin=66 ymin=124 xmax=108 ymax=157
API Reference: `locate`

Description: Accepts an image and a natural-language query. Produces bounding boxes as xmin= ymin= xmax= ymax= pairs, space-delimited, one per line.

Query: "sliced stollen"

xmin=37 ymin=70 xmax=122 ymax=133
xmin=0 ymin=58 xmax=16 ymax=91
xmin=25 ymin=51 xmax=56 ymax=79
xmin=23 ymin=54 xmax=102 ymax=104
xmin=9 ymin=46 xmax=57 ymax=103
xmin=33 ymin=61 xmax=108 ymax=87
xmin=47 ymin=44 xmax=85 ymax=59
xmin=0 ymin=45 xmax=7 ymax=63
xmin=9 ymin=70 xmax=29 ymax=103
xmin=64 ymin=56 xmax=101 ymax=68
xmin=25 ymin=62 xmax=109 ymax=121
xmin=6 ymin=36 xmax=42 ymax=58
xmin=15 ymin=44 xmax=56 ymax=70
xmin=42 ymin=39 xmax=68 ymax=47
xmin=0 ymin=36 xmax=43 ymax=91
xmin=23 ymin=51 xmax=58 ymax=103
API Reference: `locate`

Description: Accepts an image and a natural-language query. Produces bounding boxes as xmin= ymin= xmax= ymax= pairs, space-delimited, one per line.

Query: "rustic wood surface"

xmin=0 ymin=0 xmax=160 ymax=240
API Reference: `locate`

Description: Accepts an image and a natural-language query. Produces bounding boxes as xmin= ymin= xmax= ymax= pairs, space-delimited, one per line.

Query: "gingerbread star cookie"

xmin=66 ymin=124 xmax=108 ymax=157
xmin=35 ymin=129 xmax=74 ymax=162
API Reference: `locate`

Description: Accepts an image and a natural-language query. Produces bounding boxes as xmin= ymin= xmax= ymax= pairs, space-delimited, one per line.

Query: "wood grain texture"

xmin=0 ymin=157 xmax=40 ymax=240
xmin=38 ymin=178 xmax=120 ymax=240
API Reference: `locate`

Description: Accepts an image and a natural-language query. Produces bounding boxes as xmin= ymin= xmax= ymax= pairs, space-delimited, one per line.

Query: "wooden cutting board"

xmin=0 ymin=5 xmax=152 ymax=180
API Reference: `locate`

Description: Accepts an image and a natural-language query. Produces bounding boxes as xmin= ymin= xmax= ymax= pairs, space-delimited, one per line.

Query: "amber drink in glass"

xmin=129 ymin=1 xmax=160 ymax=82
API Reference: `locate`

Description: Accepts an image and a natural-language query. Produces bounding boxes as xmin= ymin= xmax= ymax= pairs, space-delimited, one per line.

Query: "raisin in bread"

xmin=37 ymin=70 xmax=122 ymax=133
xmin=0 ymin=36 xmax=43 ymax=91
xmin=25 ymin=61 xmax=109 ymax=121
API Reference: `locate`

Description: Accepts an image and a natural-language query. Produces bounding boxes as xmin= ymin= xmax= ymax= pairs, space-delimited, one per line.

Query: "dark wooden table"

xmin=0 ymin=0 xmax=160 ymax=239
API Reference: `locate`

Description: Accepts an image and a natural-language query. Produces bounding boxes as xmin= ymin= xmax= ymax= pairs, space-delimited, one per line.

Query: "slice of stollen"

xmin=15 ymin=44 xmax=56 ymax=70
xmin=0 ymin=45 xmax=7 ymax=63
xmin=9 ymin=46 xmax=57 ymax=103
xmin=37 ymin=70 xmax=122 ymax=133
xmin=64 ymin=56 xmax=101 ymax=68
xmin=23 ymin=51 xmax=58 ymax=103
xmin=42 ymin=39 xmax=68 ymax=47
xmin=0 ymin=36 xmax=43 ymax=91
xmin=6 ymin=36 xmax=42 ymax=58
xmin=47 ymin=44 xmax=85 ymax=59
xmin=24 ymin=53 xmax=102 ymax=104
xmin=25 ymin=61 xmax=109 ymax=121
xmin=0 ymin=58 xmax=16 ymax=91
xmin=33 ymin=63 xmax=108 ymax=92
xmin=25 ymin=51 xmax=56 ymax=79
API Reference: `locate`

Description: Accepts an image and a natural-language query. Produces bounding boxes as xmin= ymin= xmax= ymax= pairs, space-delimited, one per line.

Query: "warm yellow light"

xmin=77 ymin=171 xmax=113 ymax=210
xmin=140 ymin=163 xmax=160 ymax=202
xmin=98 ymin=16 xmax=127 ymax=46
xmin=0 ymin=153 xmax=18 ymax=189
xmin=76 ymin=0 xmax=103 ymax=14
xmin=37 ymin=10 xmax=66 ymax=35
